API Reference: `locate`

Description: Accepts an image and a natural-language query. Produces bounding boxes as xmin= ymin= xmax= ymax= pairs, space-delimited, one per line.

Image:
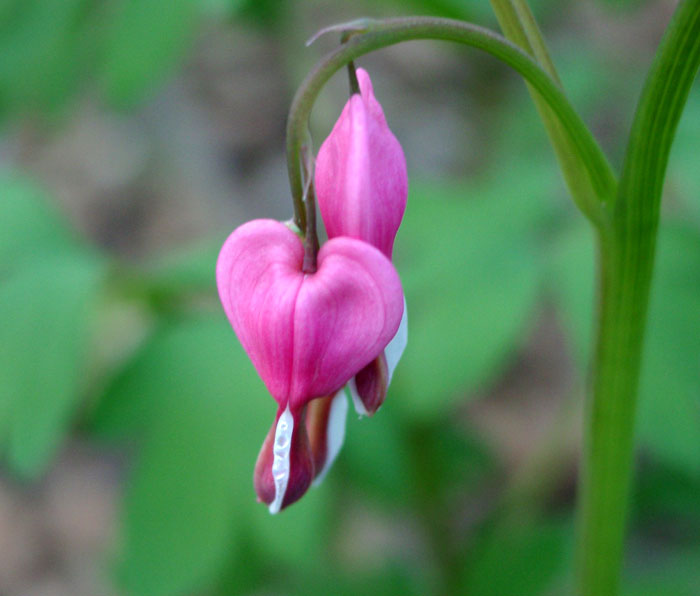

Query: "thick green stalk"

xmin=490 ymin=0 xmax=606 ymax=226
xmin=286 ymin=17 xmax=616 ymax=230
xmin=578 ymin=2 xmax=700 ymax=595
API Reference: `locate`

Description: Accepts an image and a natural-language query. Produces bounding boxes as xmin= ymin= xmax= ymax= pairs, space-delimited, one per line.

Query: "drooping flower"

xmin=316 ymin=68 xmax=408 ymax=260
xmin=216 ymin=219 xmax=403 ymax=511
xmin=315 ymin=67 xmax=409 ymax=415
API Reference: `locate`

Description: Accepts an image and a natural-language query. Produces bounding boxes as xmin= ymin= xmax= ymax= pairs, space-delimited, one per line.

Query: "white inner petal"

xmin=269 ymin=405 xmax=294 ymax=514
xmin=349 ymin=377 xmax=369 ymax=417
xmin=385 ymin=295 xmax=408 ymax=384
xmin=313 ymin=389 xmax=348 ymax=485
xmin=349 ymin=296 xmax=408 ymax=417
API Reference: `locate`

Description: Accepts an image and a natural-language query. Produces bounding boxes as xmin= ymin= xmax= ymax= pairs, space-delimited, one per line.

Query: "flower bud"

xmin=315 ymin=68 xmax=407 ymax=259
xmin=350 ymin=353 xmax=388 ymax=416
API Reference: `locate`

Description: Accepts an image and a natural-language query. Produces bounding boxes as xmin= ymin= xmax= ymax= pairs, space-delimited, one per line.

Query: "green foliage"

xmin=668 ymin=87 xmax=700 ymax=221
xmin=392 ymin=169 xmax=553 ymax=417
xmin=339 ymin=407 xmax=415 ymax=503
xmin=106 ymin=316 xmax=331 ymax=595
xmin=632 ymin=462 xmax=700 ymax=541
xmin=637 ymin=225 xmax=700 ymax=475
xmin=460 ymin=519 xmax=572 ymax=596
xmin=111 ymin=316 xmax=269 ymax=595
xmin=0 ymin=0 xmax=91 ymax=117
xmin=0 ymin=173 xmax=77 ymax=271
xmin=0 ymin=0 xmax=215 ymax=121
xmin=549 ymin=222 xmax=700 ymax=475
xmin=100 ymin=0 xmax=199 ymax=106
xmin=623 ymin=549 xmax=700 ymax=596
xmin=0 ymin=254 xmax=105 ymax=476
xmin=0 ymin=3 xmax=698 ymax=596
xmin=0 ymin=174 xmax=106 ymax=476
xmin=146 ymin=236 xmax=224 ymax=296
xmin=547 ymin=221 xmax=595 ymax=367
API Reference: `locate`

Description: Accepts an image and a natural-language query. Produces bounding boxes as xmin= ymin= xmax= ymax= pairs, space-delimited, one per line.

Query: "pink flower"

xmin=315 ymin=67 xmax=408 ymax=415
xmin=217 ymin=219 xmax=403 ymax=511
xmin=316 ymin=68 xmax=408 ymax=260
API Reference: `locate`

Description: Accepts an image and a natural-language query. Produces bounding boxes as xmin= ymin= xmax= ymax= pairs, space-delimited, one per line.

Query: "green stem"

xmin=490 ymin=0 xmax=604 ymax=227
xmin=578 ymin=2 xmax=700 ymax=595
xmin=286 ymin=17 xmax=617 ymax=230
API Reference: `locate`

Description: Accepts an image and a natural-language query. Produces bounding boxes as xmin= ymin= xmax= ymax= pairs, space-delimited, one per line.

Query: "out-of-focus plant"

xmin=1 ymin=1 xmax=700 ymax=596
xmin=276 ymin=2 xmax=700 ymax=594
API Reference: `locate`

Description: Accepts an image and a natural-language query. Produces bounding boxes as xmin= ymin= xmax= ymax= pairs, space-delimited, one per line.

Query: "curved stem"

xmin=490 ymin=0 xmax=603 ymax=226
xmin=578 ymin=2 xmax=700 ymax=594
xmin=286 ymin=16 xmax=617 ymax=231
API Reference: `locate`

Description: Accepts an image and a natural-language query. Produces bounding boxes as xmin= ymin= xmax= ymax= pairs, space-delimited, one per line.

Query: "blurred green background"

xmin=1 ymin=0 xmax=699 ymax=595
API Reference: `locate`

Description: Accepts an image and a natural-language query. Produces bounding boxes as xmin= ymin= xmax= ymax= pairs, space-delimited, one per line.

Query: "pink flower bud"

xmin=315 ymin=68 xmax=408 ymax=260
xmin=351 ymin=353 xmax=388 ymax=416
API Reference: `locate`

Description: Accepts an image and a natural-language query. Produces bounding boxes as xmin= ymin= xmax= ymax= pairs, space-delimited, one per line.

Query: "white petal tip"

xmin=385 ymin=296 xmax=408 ymax=385
xmin=313 ymin=389 xmax=349 ymax=486
xmin=348 ymin=379 xmax=370 ymax=417
xmin=269 ymin=405 xmax=294 ymax=515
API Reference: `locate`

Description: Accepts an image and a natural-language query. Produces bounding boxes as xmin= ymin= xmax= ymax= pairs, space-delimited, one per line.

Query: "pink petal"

xmin=315 ymin=68 xmax=408 ymax=259
xmin=216 ymin=220 xmax=404 ymax=410
xmin=216 ymin=219 xmax=303 ymax=403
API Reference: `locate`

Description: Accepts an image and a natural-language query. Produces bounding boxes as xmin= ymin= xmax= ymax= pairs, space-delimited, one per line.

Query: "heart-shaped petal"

xmin=216 ymin=219 xmax=404 ymax=411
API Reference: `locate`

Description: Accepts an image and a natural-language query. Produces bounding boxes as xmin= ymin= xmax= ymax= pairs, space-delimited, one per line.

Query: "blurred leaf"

xmin=668 ymin=87 xmax=700 ymax=221
xmin=416 ymin=419 xmax=493 ymax=498
xmin=0 ymin=0 xmax=93 ymax=117
xmin=246 ymin=481 xmax=330 ymax=569
xmin=0 ymin=173 xmax=77 ymax=272
xmin=391 ymin=173 xmax=553 ymax=417
xmin=297 ymin=565 xmax=423 ymax=596
xmin=460 ymin=519 xmax=572 ymax=596
xmin=547 ymin=221 xmax=596 ymax=367
xmin=115 ymin=316 xmax=271 ymax=596
xmin=147 ymin=235 xmax=225 ymax=295
xmin=200 ymin=0 xmax=246 ymax=18
xmin=623 ymin=549 xmax=700 ymax=596
xmin=91 ymin=322 xmax=190 ymax=440
xmin=550 ymin=222 xmax=700 ymax=474
xmin=632 ymin=461 xmax=700 ymax=541
xmin=236 ymin=0 xmax=290 ymax=27
xmin=0 ymin=252 xmax=106 ymax=476
xmin=113 ymin=316 xmax=330 ymax=595
xmin=396 ymin=0 xmax=558 ymax=24
xmin=101 ymin=0 xmax=199 ymax=106
xmin=637 ymin=224 xmax=700 ymax=475
xmin=340 ymin=404 xmax=415 ymax=502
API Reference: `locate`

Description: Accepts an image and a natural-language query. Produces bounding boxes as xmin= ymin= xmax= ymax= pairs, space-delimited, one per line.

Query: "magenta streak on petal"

xmin=288 ymin=237 xmax=403 ymax=411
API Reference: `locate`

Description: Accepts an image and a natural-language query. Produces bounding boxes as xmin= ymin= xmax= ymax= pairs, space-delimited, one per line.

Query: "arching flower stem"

xmin=286 ymin=16 xmax=618 ymax=233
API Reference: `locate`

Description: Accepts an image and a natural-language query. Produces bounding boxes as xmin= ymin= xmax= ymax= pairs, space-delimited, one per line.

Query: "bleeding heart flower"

xmin=315 ymin=67 xmax=409 ymax=415
xmin=217 ymin=219 xmax=403 ymax=511
xmin=316 ymin=68 xmax=407 ymax=260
